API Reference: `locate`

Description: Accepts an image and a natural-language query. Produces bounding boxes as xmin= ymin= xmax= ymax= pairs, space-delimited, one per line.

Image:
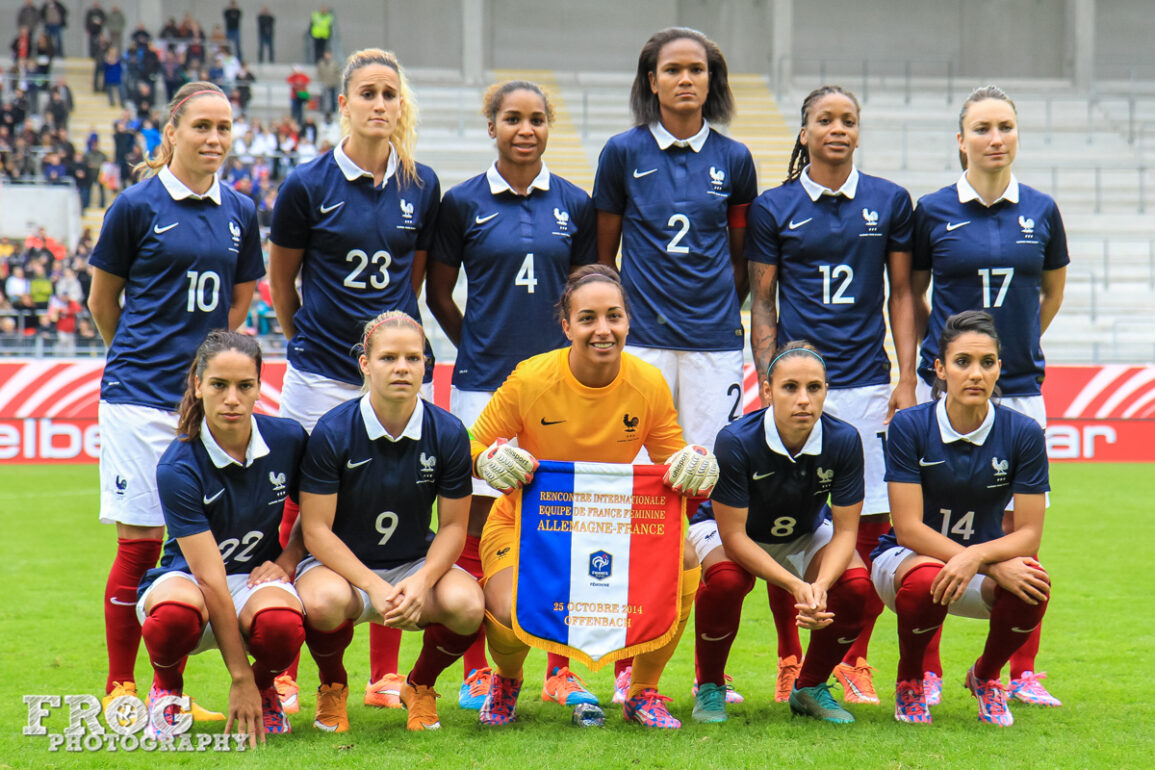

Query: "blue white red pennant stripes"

xmin=512 ymin=461 xmax=684 ymax=670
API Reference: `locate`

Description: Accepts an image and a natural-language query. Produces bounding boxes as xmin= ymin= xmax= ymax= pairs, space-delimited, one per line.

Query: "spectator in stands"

xmin=133 ymin=81 xmax=156 ymax=122
xmin=41 ymin=149 xmax=67 ymax=183
xmin=17 ymin=0 xmax=39 ymax=34
xmin=105 ymin=4 xmax=124 ymax=49
xmin=47 ymin=286 xmax=82 ymax=354
xmin=287 ymin=65 xmax=310 ymax=127
xmin=46 ymin=91 xmax=69 ymax=129
xmin=85 ymin=2 xmax=105 ymax=57
xmin=84 ymin=132 xmax=108 ymax=207
xmin=208 ymin=24 xmax=228 ymax=49
xmin=309 ymin=6 xmax=333 ymax=63
xmin=40 ymin=0 xmax=67 ymax=57
xmin=11 ymin=26 xmax=33 ymax=68
xmin=5 ymin=265 xmax=30 ymax=305
xmin=130 ymin=23 xmax=150 ymax=49
xmin=112 ymin=118 xmax=136 ymax=183
xmin=160 ymin=45 xmax=185 ymax=101
xmin=233 ymin=61 xmax=255 ymax=111
xmin=139 ymin=118 xmax=161 ymax=156
xmin=28 ymin=260 xmax=52 ymax=309
xmin=316 ymin=50 xmax=340 ymax=115
xmin=29 ymin=30 xmax=55 ymax=111
xmin=91 ymin=31 xmax=108 ymax=92
xmin=223 ymin=0 xmax=242 ymax=61
xmin=158 ymin=17 xmax=179 ymax=41
xmin=103 ymin=46 xmax=125 ymax=107
xmin=257 ymin=6 xmax=274 ymax=63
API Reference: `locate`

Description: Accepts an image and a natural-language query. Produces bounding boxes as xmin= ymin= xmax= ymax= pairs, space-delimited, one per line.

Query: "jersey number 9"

xmin=375 ymin=511 xmax=399 ymax=546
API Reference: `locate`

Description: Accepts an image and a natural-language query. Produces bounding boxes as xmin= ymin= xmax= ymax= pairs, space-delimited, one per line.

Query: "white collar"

xmin=334 ymin=138 xmax=397 ymax=187
xmin=486 ymin=161 xmax=551 ymax=195
xmin=799 ymin=165 xmax=859 ymax=201
xmin=956 ymin=172 xmax=1019 ymax=206
xmin=649 ymin=120 xmax=710 ymax=152
xmin=159 ymin=165 xmax=222 ymax=204
xmin=359 ymin=394 xmax=423 ymax=443
xmin=762 ymin=407 xmax=824 ymax=462
xmin=199 ymin=416 xmax=269 ymax=468
xmin=936 ymin=398 xmax=996 ymax=446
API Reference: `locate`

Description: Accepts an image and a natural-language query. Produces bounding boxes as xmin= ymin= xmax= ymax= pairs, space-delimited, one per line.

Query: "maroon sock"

xmin=694 ymin=561 xmax=754 ymax=686
xmin=105 ymin=537 xmax=163 ymax=692
xmin=895 ymin=564 xmax=950 ymax=682
xmin=369 ymin=623 xmax=402 ymax=683
xmin=975 ymin=584 xmax=1049 ymax=681
xmin=409 ymin=624 xmax=479 ymax=687
xmin=614 ymin=657 xmax=632 ymax=677
xmin=1008 ymin=620 xmax=1043 ymax=679
xmin=456 ymin=535 xmax=489 ymax=675
xmin=797 ymin=568 xmax=871 ymax=688
xmin=278 ymin=497 xmax=301 ymax=549
xmin=546 ymin=653 xmax=570 ymax=676
xmin=922 ymin=627 xmax=944 ymax=676
xmin=247 ymin=608 xmax=305 ymax=689
xmin=842 ymin=518 xmax=890 ymax=664
xmin=284 ymin=652 xmax=301 ymax=682
xmin=141 ymin=602 xmax=202 ymax=692
xmin=767 ymin=582 xmax=803 ymax=659
xmin=305 ymin=620 xmax=354 ymax=686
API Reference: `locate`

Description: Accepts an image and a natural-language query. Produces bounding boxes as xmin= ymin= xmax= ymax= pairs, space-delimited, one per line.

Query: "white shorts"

xmin=688 ymin=519 xmax=727 ymax=563
xmin=297 ymin=555 xmax=465 ymax=625
xmin=135 ymin=571 xmax=301 ymax=654
xmin=98 ymin=402 xmax=179 ymax=527
xmin=915 ymin=382 xmax=1048 ymax=510
xmin=870 ymin=545 xmax=990 ymax=620
xmin=281 ymin=362 xmax=434 ymax=433
xmin=824 ymin=384 xmax=891 ymax=516
xmin=625 ymin=346 xmax=744 ymax=452
xmin=451 ymin=387 xmax=502 ymax=499
xmin=756 ymin=518 xmax=835 ymax=581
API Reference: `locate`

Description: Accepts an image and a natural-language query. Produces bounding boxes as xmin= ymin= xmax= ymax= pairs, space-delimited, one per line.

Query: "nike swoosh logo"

xmin=475 ymin=213 xmax=499 ymax=224
xmin=752 ymin=470 xmax=775 ymax=480
xmin=837 ymin=636 xmax=858 ymax=645
xmin=632 ymin=168 xmax=657 ymax=178
xmin=912 ymin=625 xmax=941 ymax=635
xmin=700 ymin=632 xmax=733 ymax=642
xmin=153 ymin=223 xmax=178 ymax=234
xmin=319 ymin=201 xmax=345 ymax=214
xmin=788 ymin=218 xmax=812 ymax=230
xmin=540 ymin=418 xmax=566 ymax=426
xmin=346 ymin=458 xmax=372 ymax=469
xmin=108 ymin=597 xmax=137 ymax=606
xmin=946 ymin=221 xmax=971 ymax=231
xmin=919 ymin=458 xmax=946 ymax=467
xmin=1011 ymin=624 xmax=1040 ymax=634
xmin=202 ymin=489 xmax=225 ymax=505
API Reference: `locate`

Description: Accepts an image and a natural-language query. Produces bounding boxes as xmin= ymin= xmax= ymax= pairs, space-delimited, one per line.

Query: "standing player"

xmin=695 ymin=342 xmax=872 ymax=724
xmin=138 ymin=332 xmax=308 ymax=742
xmin=88 ymin=81 xmax=262 ymax=718
xmin=912 ymin=85 xmax=1067 ymax=708
xmin=269 ymin=48 xmax=440 ymax=712
xmin=295 ymin=312 xmax=483 ymax=733
xmin=875 ymin=310 xmax=1051 ymax=726
xmin=426 ymin=80 xmax=598 ymax=710
xmin=471 ymin=265 xmax=718 ymax=730
xmin=744 ymin=85 xmax=917 ymax=705
xmin=593 ymin=25 xmax=756 ymax=703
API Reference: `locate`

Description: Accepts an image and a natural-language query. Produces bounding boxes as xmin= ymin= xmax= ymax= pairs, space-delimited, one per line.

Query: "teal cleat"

xmin=789 ymin=683 xmax=855 ymax=724
xmin=691 ymin=681 xmax=728 ymax=723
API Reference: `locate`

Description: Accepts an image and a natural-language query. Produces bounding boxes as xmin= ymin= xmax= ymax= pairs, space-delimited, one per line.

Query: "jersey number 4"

xmin=515 ymin=253 xmax=537 ymax=294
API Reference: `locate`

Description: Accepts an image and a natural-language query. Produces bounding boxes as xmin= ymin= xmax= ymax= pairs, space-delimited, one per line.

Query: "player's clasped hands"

xmin=663 ymin=444 xmax=719 ymax=496
xmin=477 ymin=439 xmax=539 ymax=493
xmin=988 ymin=556 xmax=1051 ymax=605
xmin=791 ymin=581 xmax=834 ymax=630
xmin=382 ymin=573 xmax=429 ymax=631
xmin=930 ymin=549 xmax=984 ymax=606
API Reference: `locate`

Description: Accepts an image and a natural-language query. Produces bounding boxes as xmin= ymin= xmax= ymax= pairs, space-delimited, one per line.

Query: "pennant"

xmin=511 ymin=460 xmax=685 ymax=670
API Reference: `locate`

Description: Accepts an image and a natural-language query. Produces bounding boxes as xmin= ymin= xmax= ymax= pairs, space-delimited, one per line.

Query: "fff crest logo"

xmin=588 ymin=550 xmax=612 ymax=581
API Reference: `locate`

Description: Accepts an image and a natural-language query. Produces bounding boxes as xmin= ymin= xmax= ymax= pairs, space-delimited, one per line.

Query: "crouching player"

xmin=875 ymin=310 xmax=1050 ymax=726
xmin=701 ymin=341 xmax=872 ymax=724
xmin=137 ymin=332 xmax=309 ymax=743
xmin=295 ymin=311 xmax=484 ymax=733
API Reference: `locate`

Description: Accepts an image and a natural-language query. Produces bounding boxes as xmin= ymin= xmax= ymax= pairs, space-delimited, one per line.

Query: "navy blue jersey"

xmin=593 ymin=124 xmax=757 ymax=351
xmin=270 ymin=145 xmax=440 ymax=385
xmin=90 ymin=170 xmax=264 ymax=411
xmin=874 ymin=400 xmax=1049 ymax=559
xmin=299 ymin=396 xmax=472 ymax=569
xmin=746 ymin=169 xmax=914 ymax=388
xmin=702 ymin=409 xmax=865 ymax=544
xmin=140 ymin=415 xmax=308 ymax=595
xmin=431 ymin=165 xmax=596 ymax=391
xmin=913 ymin=178 xmax=1069 ymax=397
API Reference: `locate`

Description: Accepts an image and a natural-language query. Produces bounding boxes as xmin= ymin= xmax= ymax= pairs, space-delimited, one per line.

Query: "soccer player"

xmin=426 ymin=80 xmax=598 ymax=710
xmin=269 ymin=48 xmax=441 ymax=711
xmin=138 ymin=332 xmax=308 ymax=743
xmin=745 ymin=85 xmax=917 ymax=705
xmin=471 ymin=265 xmax=718 ymax=730
xmin=294 ymin=311 xmax=483 ymax=733
xmin=874 ymin=310 xmax=1051 ymax=726
xmin=912 ymin=85 xmax=1067 ymax=708
xmin=592 ymin=24 xmax=757 ymax=704
xmin=694 ymin=342 xmax=872 ymax=724
xmin=88 ymin=81 xmax=262 ymax=720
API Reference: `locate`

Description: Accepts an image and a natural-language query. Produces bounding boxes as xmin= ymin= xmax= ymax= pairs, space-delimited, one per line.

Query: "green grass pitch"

xmin=2 ymin=463 xmax=1152 ymax=768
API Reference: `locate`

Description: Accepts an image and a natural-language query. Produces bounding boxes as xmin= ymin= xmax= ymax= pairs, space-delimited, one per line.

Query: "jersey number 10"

xmin=186 ymin=270 xmax=221 ymax=312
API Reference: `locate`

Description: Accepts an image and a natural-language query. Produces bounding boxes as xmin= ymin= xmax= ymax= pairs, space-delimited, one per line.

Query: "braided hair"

xmin=784 ymin=85 xmax=860 ymax=184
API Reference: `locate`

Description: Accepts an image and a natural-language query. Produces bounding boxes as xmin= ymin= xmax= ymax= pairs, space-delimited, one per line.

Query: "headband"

xmin=767 ymin=348 xmax=826 ymax=378
xmin=363 ymin=313 xmax=423 ymax=348
xmin=172 ymin=89 xmax=229 ymax=116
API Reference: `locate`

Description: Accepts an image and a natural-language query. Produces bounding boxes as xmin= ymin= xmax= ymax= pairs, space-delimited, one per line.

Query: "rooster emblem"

xmin=623 ymin=414 xmax=639 ymax=433
xmin=709 ymin=166 xmax=725 ymax=184
xmin=862 ymin=208 xmax=879 ymax=225
xmin=269 ymin=471 xmax=287 ymax=491
xmin=400 ymin=198 xmax=414 ymax=217
xmin=420 ymin=452 xmax=436 ymax=472
xmin=991 ymin=457 xmax=1009 ymax=477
